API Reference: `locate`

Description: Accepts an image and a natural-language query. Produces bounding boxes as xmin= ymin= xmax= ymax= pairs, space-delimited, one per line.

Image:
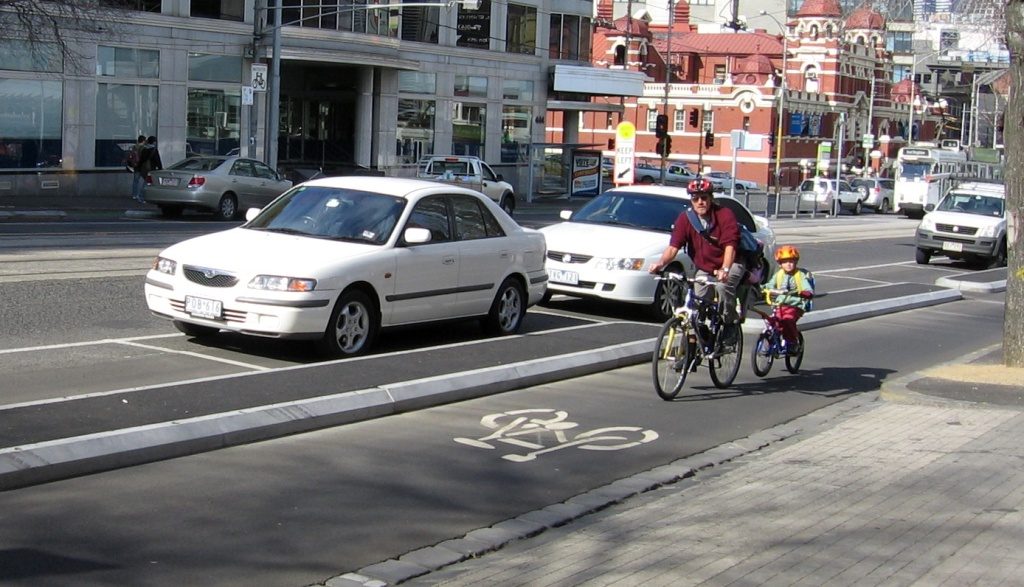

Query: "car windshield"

xmin=936 ymin=193 xmax=1004 ymax=217
xmin=570 ymin=192 xmax=690 ymax=232
xmin=899 ymin=162 xmax=931 ymax=179
xmin=170 ymin=157 xmax=227 ymax=171
xmin=245 ymin=185 xmax=406 ymax=244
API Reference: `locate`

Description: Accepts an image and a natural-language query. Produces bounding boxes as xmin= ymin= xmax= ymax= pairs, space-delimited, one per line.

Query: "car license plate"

xmin=185 ymin=295 xmax=222 ymax=319
xmin=548 ymin=269 xmax=579 ymax=285
xmin=160 ymin=177 xmax=179 ymax=186
xmin=942 ymin=241 xmax=964 ymax=253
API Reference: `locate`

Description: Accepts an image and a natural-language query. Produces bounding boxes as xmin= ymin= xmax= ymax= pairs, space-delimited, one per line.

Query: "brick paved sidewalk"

xmin=403 ymin=400 xmax=1024 ymax=586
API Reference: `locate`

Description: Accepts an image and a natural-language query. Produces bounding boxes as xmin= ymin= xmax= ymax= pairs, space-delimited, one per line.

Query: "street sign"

xmin=251 ymin=64 xmax=268 ymax=92
xmin=862 ymin=133 xmax=874 ymax=149
xmin=817 ymin=141 xmax=832 ymax=172
xmin=613 ymin=122 xmax=636 ymax=185
xmin=242 ymin=86 xmax=254 ymax=106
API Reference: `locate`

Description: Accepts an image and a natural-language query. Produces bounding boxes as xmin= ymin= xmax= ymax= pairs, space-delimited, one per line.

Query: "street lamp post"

xmin=659 ymin=0 xmax=673 ymax=184
xmin=757 ymin=10 xmax=788 ymax=218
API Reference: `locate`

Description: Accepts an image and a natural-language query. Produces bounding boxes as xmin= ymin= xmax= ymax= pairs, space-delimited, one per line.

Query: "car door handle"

xmin=443 ymin=257 xmax=456 ymax=265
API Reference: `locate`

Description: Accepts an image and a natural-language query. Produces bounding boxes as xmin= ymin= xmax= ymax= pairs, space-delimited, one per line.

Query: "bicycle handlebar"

xmin=657 ymin=272 xmax=717 ymax=285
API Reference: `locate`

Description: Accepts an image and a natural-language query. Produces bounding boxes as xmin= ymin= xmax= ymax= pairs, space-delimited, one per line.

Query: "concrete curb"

xmin=878 ymin=342 xmax=1016 ymax=409
xmin=0 ymin=210 xmax=66 ymax=222
xmin=0 ymin=339 xmax=653 ymax=491
xmin=936 ymin=275 xmax=1007 ymax=293
xmin=322 ymin=391 xmax=882 ymax=587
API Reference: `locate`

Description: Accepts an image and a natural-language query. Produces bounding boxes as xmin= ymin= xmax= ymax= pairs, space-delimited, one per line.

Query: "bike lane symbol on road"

xmin=454 ymin=408 xmax=658 ymax=463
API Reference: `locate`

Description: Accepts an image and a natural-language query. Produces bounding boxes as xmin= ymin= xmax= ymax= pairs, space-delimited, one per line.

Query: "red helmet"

xmin=687 ymin=178 xmax=714 ymax=196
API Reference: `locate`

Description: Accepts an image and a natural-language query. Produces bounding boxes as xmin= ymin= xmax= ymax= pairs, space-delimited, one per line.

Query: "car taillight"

xmin=145 ymin=175 xmax=153 ymax=185
xmin=187 ymin=176 xmax=206 ymax=188
xmin=873 ymin=187 xmax=880 ymax=197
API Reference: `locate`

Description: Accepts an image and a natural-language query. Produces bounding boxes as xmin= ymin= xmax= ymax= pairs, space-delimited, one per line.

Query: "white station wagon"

xmin=144 ymin=176 xmax=548 ymax=356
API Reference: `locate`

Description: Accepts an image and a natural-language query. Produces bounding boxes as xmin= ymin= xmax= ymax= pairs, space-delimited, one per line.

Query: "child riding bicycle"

xmin=767 ymin=245 xmax=814 ymax=355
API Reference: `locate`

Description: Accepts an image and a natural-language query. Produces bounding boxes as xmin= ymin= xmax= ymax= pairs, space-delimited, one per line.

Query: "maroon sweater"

xmin=668 ymin=205 xmax=740 ymax=273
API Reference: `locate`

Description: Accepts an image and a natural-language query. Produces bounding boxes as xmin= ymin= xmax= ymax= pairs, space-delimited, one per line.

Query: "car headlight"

xmin=593 ymin=257 xmax=646 ymax=271
xmin=153 ymin=256 xmax=176 ymax=275
xmin=918 ymin=217 xmax=936 ymax=232
xmin=248 ymin=275 xmax=317 ymax=292
xmin=977 ymin=224 xmax=997 ymax=238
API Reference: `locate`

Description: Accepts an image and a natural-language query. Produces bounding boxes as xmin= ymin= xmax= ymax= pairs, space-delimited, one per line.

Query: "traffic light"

xmin=662 ymin=135 xmax=672 ymax=156
xmin=655 ymin=138 xmax=665 ymax=157
xmin=608 ymin=137 xmax=616 ymax=150
xmin=655 ymin=114 xmax=668 ymax=138
xmin=689 ymin=109 xmax=699 ymax=128
xmin=704 ymin=130 xmax=715 ymax=148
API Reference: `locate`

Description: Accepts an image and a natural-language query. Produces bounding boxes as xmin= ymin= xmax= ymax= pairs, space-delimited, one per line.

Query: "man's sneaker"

xmin=718 ymin=325 xmax=739 ymax=351
xmin=786 ymin=342 xmax=802 ymax=356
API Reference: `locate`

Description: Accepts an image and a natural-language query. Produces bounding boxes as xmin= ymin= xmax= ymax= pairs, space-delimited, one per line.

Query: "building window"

xmin=95 ymin=82 xmax=158 ymax=167
xmin=702 ymin=109 xmax=713 ymax=133
xmin=110 ymin=0 xmax=161 ymax=12
xmin=714 ymin=64 xmax=727 ymax=84
xmin=397 ymin=98 xmax=435 ymax=164
xmin=940 ymin=30 xmax=959 ymax=52
xmin=399 ymin=71 xmax=436 ymax=94
xmin=401 ymin=0 xmax=440 ymax=43
xmin=804 ymin=68 xmax=819 ymax=92
xmin=646 ymin=109 xmax=659 ymax=132
xmin=673 ymin=109 xmax=685 ymax=131
xmin=97 ymin=46 xmax=159 ymax=78
xmin=614 ymin=45 xmax=626 ymax=66
xmin=0 ymin=41 xmax=61 ymax=73
xmin=501 ymin=105 xmax=531 ymax=163
xmin=186 ymin=88 xmax=241 ymax=157
xmin=457 ymin=0 xmax=490 ymax=49
xmin=455 ymin=75 xmax=487 ymax=99
xmin=452 ymin=102 xmax=485 ymax=157
xmin=502 ymin=79 xmax=533 ymax=101
xmin=188 ymin=53 xmax=242 ymax=83
xmin=549 ymin=13 xmax=591 ymax=60
xmin=887 ymin=31 xmax=913 ymax=53
xmin=190 ymin=0 xmax=243 ymax=21
xmin=0 ymin=79 xmax=62 ymax=169
xmin=279 ymin=0 xmax=391 ymax=34
xmin=742 ymin=116 xmax=750 ymax=132
xmin=506 ymin=3 xmax=536 ymax=54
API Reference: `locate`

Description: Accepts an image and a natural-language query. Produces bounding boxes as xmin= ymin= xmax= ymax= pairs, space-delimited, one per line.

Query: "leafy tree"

xmin=0 ymin=0 xmax=132 ymax=72
xmin=1006 ymin=1 xmax=1022 ymax=366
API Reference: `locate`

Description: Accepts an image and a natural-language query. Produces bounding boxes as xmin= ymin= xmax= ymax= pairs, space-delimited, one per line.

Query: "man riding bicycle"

xmin=648 ymin=178 xmax=745 ymax=345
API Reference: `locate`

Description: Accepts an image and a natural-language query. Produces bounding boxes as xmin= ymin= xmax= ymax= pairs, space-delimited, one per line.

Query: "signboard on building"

xmin=613 ymin=122 xmax=636 ymax=185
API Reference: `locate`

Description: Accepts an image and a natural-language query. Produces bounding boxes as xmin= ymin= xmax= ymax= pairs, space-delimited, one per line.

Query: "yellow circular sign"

xmin=616 ymin=121 xmax=636 ymax=141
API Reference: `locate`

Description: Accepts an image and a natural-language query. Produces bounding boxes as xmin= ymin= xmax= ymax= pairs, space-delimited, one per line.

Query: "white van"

xmin=914 ymin=181 xmax=1006 ymax=267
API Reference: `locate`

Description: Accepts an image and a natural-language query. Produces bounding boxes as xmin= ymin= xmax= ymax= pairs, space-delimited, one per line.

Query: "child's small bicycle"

xmin=749 ymin=288 xmax=807 ymax=377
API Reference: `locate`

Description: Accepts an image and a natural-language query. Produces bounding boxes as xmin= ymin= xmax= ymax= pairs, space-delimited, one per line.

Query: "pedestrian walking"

xmin=127 ymin=135 xmax=146 ymax=202
xmin=135 ymin=136 xmax=163 ymax=203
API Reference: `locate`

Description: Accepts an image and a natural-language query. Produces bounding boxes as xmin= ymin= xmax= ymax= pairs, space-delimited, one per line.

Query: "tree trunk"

xmin=1005 ymin=1 xmax=1024 ymax=366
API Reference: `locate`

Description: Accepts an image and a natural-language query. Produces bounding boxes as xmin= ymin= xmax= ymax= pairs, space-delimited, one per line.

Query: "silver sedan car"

xmin=144 ymin=156 xmax=293 ymax=220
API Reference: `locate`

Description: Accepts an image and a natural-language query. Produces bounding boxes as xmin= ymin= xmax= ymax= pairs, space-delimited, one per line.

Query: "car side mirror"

xmin=404 ymin=227 xmax=432 ymax=244
xmin=924 ymin=204 xmax=935 ymax=212
xmin=496 ymin=173 xmax=504 ymax=181
xmin=245 ymin=208 xmax=261 ymax=221
xmin=559 ymin=210 xmax=572 ymax=220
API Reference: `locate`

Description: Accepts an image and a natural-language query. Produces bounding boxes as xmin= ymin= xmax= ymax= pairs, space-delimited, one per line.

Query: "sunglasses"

xmin=690 ymin=194 xmax=712 ymax=201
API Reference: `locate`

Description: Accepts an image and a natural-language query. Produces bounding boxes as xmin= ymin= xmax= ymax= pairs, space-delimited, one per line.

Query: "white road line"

xmin=0 ymin=333 xmax=182 ymax=355
xmin=115 ymin=340 xmax=271 ymax=371
xmin=819 ymin=275 xmax=893 ymax=285
xmin=815 ymin=261 xmax=917 ymax=274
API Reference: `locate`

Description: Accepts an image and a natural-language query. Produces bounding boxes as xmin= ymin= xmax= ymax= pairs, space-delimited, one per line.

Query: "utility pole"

xmin=659 ymin=0 xmax=673 ymax=183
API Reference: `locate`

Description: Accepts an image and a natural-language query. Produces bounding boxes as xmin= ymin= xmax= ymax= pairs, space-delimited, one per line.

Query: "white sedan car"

xmin=144 ymin=177 xmax=548 ymax=356
xmin=707 ymin=171 xmax=759 ymax=193
xmin=539 ymin=185 xmax=776 ymax=320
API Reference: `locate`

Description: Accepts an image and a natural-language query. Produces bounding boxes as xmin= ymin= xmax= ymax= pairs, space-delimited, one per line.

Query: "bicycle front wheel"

xmin=710 ymin=328 xmax=743 ymax=389
xmin=751 ymin=331 xmax=774 ymax=377
xmin=785 ymin=332 xmax=805 ymax=374
xmin=652 ymin=316 xmax=692 ymax=400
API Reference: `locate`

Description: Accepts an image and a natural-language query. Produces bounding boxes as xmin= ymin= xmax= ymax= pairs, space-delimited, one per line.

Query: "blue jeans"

xmin=131 ymin=172 xmax=146 ymax=201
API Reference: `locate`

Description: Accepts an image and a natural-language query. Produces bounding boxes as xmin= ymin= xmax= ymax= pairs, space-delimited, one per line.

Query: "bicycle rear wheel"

xmin=652 ymin=317 xmax=692 ymax=400
xmin=710 ymin=328 xmax=743 ymax=389
xmin=751 ymin=331 xmax=774 ymax=377
xmin=785 ymin=332 xmax=805 ymax=374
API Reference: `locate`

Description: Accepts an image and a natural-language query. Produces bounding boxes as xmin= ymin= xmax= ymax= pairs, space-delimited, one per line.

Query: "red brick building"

xmin=546 ymin=0 xmax=939 ymax=189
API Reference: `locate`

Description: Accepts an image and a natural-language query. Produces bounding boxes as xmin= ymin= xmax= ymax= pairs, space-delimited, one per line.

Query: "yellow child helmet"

xmin=775 ymin=244 xmax=800 ymax=263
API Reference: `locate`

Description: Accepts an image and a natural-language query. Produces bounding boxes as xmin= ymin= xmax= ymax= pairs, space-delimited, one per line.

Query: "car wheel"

xmin=499 ymin=193 xmax=515 ymax=216
xmin=318 ymin=290 xmax=378 ymax=357
xmin=158 ymin=205 xmax=183 ymax=218
xmin=173 ymin=320 xmax=218 ymax=338
xmin=991 ymin=238 xmax=1008 ymax=268
xmin=483 ymin=277 xmax=525 ymax=335
xmin=852 ymin=200 xmax=862 ymax=215
xmin=539 ymin=290 xmax=554 ymax=306
xmin=878 ymin=199 xmax=890 ymax=214
xmin=649 ymin=269 xmax=684 ymax=321
xmin=915 ymin=247 xmax=931 ymax=265
xmin=639 ymin=176 xmax=655 ymax=184
xmin=215 ymin=193 xmax=239 ymax=221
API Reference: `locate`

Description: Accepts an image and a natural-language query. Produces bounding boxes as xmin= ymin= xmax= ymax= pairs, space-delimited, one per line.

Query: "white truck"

xmin=417 ymin=155 xmax=517 ymax=215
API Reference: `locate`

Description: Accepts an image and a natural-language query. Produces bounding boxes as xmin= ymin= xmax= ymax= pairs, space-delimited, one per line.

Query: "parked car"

xmin=416 ymin=155 xmax=516 ymax=214
xmin=144 ymin=156 xmax=293 ymax=221
xmin=849 ymin=176 xmax=896 ymax=214
xmin=797 ymin=177 xmax=864 ymax=214
xmin=915 ymin=181 xmax=1006 ymax=267
xmin=707 ymin=171 xmax=759 ymax=193
xmin=144 ymin=177 xmax=548 ymax=356
xmin=632 ymin=162 xmax=697 ymax=186
xmin=539 ymin=185 xmax=776 ymax=321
